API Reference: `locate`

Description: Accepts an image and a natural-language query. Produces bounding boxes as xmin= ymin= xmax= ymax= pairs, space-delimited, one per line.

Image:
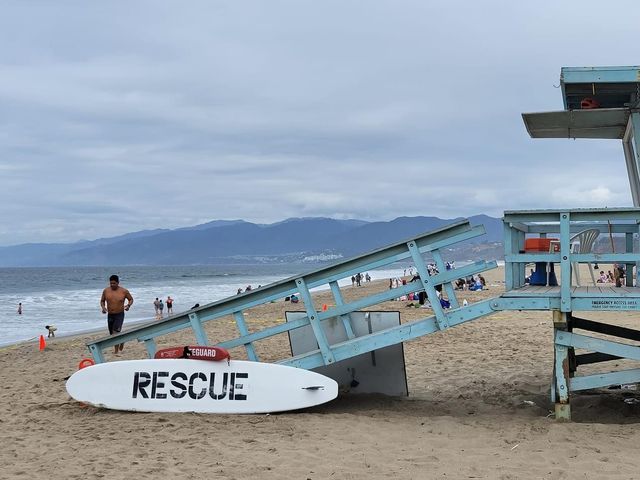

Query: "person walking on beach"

xmin=100 ymin=274 xmax=133 ymax=355
xmin=17 ymin=302 xmax=22 ymax=315
xmin=158 ymin=298 xmax=164 ymax=319
xmin=153 ymin=297 xmax=160 ymax=317
xmin=166 ymin=296 xmax=173 ymax=315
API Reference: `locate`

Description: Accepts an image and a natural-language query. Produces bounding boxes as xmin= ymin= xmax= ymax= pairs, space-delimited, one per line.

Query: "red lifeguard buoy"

xmin=154 ymin=345 xmax=231 ymax=362
xmin=581 ymin=97 xmax=600 ymax=109
xmin=78 ymin=358 xmax=95 ymax=370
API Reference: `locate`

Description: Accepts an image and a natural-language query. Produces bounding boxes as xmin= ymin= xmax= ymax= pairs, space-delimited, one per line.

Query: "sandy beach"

xmin=3 ymin=265 xmax=640 ymax=480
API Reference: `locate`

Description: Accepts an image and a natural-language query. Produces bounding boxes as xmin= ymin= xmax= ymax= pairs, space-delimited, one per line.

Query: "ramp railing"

xmin=87 ymin=219 xmax=497 ymax=365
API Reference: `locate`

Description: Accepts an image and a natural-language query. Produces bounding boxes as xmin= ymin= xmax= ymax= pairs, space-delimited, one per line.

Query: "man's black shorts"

xmin=107 ymin=312 xmax=125 ymax=335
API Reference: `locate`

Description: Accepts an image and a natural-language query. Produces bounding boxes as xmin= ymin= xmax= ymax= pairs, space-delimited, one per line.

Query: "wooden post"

xmin=553 ymin=310 xmax=571 ymax=421
xmin=188 ymin=312 xmax=209 ymax=346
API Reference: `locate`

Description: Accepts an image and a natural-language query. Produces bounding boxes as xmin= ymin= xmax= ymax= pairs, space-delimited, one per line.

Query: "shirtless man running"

xmin=100 ymin=274 xmax=134 ymax=355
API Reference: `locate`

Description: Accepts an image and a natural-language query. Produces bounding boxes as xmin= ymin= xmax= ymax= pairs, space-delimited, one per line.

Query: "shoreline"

xmin=0 ymin=315 xmax=158 ymax=350
xmin=0 ymin=266 xmax=473 ymax=352
xmin=0 ymin=265 xmax=411 ymax=347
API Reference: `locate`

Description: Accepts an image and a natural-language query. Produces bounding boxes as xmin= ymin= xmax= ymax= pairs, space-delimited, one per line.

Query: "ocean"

xmin=0 ymin=264 xmax=407 ymax=346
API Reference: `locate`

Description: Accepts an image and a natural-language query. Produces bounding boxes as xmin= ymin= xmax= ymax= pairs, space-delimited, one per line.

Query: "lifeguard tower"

xmin=511 ymin=66 xmax=640 ymax=419
xmin=83 ymin=66 xmax=640 ymax=421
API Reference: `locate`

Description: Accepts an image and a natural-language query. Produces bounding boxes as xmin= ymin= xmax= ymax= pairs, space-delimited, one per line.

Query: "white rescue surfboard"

xmin=66 ymin=359 xmax=338 ymax=414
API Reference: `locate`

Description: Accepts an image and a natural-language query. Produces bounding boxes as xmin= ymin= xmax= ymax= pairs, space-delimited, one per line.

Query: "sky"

xmin=1 ymin=1 xmax=639 ymax=246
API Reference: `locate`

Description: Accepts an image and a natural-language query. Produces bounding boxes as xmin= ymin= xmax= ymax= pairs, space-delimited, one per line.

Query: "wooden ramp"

xmin=86 ymin=219 xmax=498 ymax=367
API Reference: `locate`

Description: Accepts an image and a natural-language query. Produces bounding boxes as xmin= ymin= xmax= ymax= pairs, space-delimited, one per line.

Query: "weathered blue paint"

xmin=501 ymin=208 xmax=640 ymax=313
xmin=559 ymin=212 xmax=572 ymax=312
xmin=507 ymin=250 xmax=640 ymax=264
xmin=561 ymin=66 xmax=640 ymax=85
xmin=87 ymin=344 xmax=105 ymax=364
xmin=188 ymin=312 xmax=208 ymax=345
xmin=554 ymin=344 xmax=570 ymax=403
xmin=279 ymin=299 xmax=496 ymax=370
xmin=233 ymin=311 xmax=258 ymax=361
xmin=625 ymin=232 xmax=634 ymax=287
xmin=431 ymin=249 xmax=459 ymax=309
xmin=407 ymin=241 xmax=448 ymax=330
xmin=519 ymin=66 xmax=640 ymax=418
xmin=570 ymin=368 xmax=640 ymax=392
xmin=329 ymin=281 xmax=356 ymax=340
xmin=503 ymin=221 xmax=515 ymax=291
xmin=572 ymin=296 xmax=640 ymax=310
xmin=143 ymin=338 xmax=156 ymax=358
xmin=527 ymin=224 xmax=640 ymax=234
xmin=490 ymin=296 xmax=558 ymax=311
xmin=556 ymin=331 xmax=640 ymax=362
xmin=296 ymin=276 xmax=336 ymax=365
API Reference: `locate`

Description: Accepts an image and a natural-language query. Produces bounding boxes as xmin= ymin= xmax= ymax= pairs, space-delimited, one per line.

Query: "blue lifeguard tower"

xmin=83 ymin=66 xmax=640 ymax=421
xmin=516 ymin=66 xmax=640 ymax=419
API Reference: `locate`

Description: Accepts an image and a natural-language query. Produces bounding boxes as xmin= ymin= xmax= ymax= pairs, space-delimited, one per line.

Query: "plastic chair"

xmin=570 ymin=228 xmax=600 ymax=286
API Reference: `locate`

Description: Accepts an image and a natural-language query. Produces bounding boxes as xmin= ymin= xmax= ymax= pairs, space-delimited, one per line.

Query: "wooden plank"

xmin=556 ymin=331 xmax=640 ymax=361
xmin=571 ymin=288 xmax=640 ymax=298
xmin=295 ymin=277 xmax=335 ymax=365
xmin=233 ymin=311 xmax=258 ymax=361
xmin=503 ymin=286 xmax=561 ymax=297
xmin=571 ymin=316 xmax=640 ymax=342
xmin=575 ymin=352 xmax=622 ymax=366
xmin=570 ymin=368 xmax=640 ymax=392
xmin=281 ymin=299 xmax=497 ymax=370
xmin=559 ymin=212 xmax=572 ymax=312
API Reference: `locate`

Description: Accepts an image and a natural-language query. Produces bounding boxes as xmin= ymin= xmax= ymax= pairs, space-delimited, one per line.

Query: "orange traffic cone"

xmin=39 ymin=335 xmax=46 ymax=351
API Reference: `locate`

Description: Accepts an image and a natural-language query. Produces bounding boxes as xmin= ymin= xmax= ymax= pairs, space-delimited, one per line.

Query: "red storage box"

xmin=524 ymin=238 xmax=559 ymax=252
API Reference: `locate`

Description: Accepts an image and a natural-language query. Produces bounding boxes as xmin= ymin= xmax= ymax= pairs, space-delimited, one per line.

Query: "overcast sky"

xmin=1 ymin=1 xmax=639 ymax=246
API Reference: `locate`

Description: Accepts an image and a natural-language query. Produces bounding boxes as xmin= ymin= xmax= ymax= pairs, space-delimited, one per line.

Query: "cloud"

xmin=0 ymin=1 xmax=639 ymax=245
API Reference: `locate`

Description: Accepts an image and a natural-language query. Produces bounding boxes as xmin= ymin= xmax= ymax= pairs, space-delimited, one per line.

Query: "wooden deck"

xmin=503 ymin=285 xmax=640 ymax=298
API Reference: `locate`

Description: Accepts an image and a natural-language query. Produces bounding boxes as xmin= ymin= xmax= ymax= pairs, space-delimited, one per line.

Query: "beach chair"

xmin=569 ymin=228 xmax=600 ymax=286
xmin=548 ymin=228 xmax=599 ymax=287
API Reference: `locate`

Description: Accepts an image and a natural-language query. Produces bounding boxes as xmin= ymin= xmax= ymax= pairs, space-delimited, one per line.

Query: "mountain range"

xmin=0 ymin=215 xmax=503 ymax=267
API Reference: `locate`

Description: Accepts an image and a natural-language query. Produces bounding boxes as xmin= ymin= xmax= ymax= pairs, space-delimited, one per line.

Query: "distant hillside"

xmin=0 ymin=215 xmax=503 ymax=267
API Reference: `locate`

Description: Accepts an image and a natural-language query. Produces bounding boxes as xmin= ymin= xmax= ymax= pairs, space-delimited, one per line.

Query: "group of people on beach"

xmin=16 ymin=302 xmax=59 ymax=339
xmin=597 ymin=270 xmax=616 ymax=284
xmin=50 ymin=265 xmax=482 ymax=356
xmin=597 ymin=267 xmax=626 ymax=286
xmin=153 ymin=296 xmax=174 ymax=319
xmin=351 ymin=273 xmax=370 ymax=286
xmin=454 ymin=274 xmax=486 ymax=291
xmin=236 ymin=285 xmax=261 ymax=294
